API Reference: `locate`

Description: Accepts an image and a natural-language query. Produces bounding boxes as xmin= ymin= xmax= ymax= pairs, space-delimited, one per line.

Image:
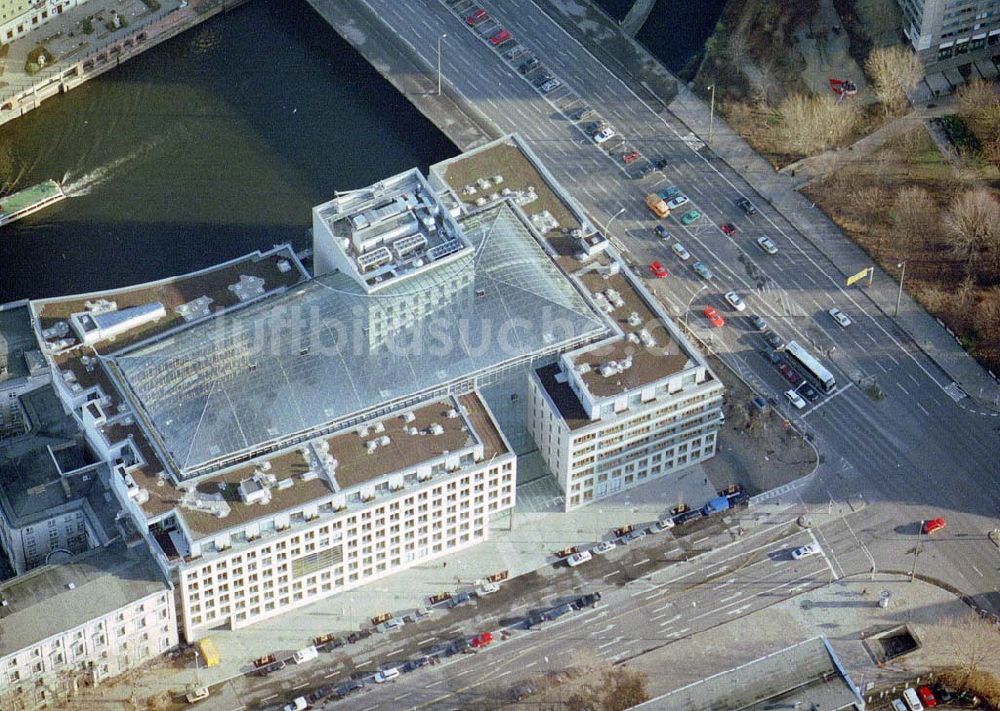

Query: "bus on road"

xmin=785 ymin=340 xmax=836 ymax=394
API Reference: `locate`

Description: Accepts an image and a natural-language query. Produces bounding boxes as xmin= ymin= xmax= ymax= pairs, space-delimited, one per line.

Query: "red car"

xmin=490 ymin=28 xmax=511 ymax=45
xmin=466 ymin=8 xmax=488 ymax=25
xmin=778 ymin=363 xmax=802 ymax=386
xmin=918 ymin=686 xmax=937 ymax=707
xmin=622 ymin=150 xmax=639 ymax=164
xmin=703 ymin=306 xmax=725 ymax=328
xmin=470 ymin=632 xmax=494 ymax=648
xmin=721 ymin=223 xmax=737 ymax=236
xmin=922 ymin=518 xmax=946 ymax=535
xmin=649 ymin=261 xmax=668 ymax=279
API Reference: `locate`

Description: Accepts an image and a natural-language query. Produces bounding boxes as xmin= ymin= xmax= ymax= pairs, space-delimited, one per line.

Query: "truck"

xmin=313 ymin=634 xmax=343 ymax=652
xmin=645 ymin=193 xmax=670 ymax=219
xmin=196 ymin=638 xmax=220 ymax=668
xmin=701 ymin=496 xmax=732 ymax=516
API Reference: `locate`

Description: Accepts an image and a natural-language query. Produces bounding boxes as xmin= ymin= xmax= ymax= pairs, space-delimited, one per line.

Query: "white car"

xmin=671 ymin=242 xmax=691 ymax=260
xmin=829 ymin=307 xmax=852 ymax=328
xmin=593 ymin=126 xmax=616 ymax=144
xmin=666 ymin=195 xmax=689 ymax=210
xmin=784 ymin=389 xmax=807 ymax=410
xmin=791 ymin=543 xmax=821 ymax=560
xmin=591 ymin=541 xmax=616 ymax=554
xmin=374 ymin=667 xmax=400 ymax=683
xmin=476 ymin=582 xmax=500 ymax=596
xmin=756 ymin=235 xmax=778 ymax=254
xmin=724 ymin=291 xmax=746 ymax=312
xmin=902 ymin=688 xmax=925 ymax=711
xmin=566 ymin=550 xmax=593 ymax=567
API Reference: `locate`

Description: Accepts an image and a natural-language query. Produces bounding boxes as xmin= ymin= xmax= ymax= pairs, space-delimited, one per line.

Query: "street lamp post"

xmin=894 ymin=260 xmax=907 ymax=317
xmin=707 ymin=85 xmax=716 ymax=144
xmin=911 ymin=520 xmax=923 ymax=582
xmin=684 ymin=284 xmax=708 ymax=329
xmin=437 ymin=34 xmax=448 ymax=96
xmin=605 ymin=206 xmax=626 ymax=235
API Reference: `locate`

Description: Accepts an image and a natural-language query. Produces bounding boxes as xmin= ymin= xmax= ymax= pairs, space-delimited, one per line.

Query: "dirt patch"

xmin=702 ymin=355 xmax=816 ymax=496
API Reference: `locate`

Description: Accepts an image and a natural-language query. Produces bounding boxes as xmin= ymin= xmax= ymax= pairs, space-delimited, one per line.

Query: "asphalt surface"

xmin=334 ymin=0 xmax=1000 ymax=617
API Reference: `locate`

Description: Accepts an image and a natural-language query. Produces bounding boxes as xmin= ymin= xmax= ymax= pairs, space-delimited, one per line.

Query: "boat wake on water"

xmin=62 ymin=136 xmax=166 ymax=197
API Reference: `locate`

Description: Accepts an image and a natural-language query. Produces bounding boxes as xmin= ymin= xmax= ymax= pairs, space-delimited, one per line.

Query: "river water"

xmin=1 ymin=0 xmax=723 ymax=303
xmin=0 ymin=0 xmax=455 ymax=302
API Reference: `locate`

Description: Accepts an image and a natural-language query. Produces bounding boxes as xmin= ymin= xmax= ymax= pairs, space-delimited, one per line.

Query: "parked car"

xmin=649 ymin=260 xmax=668 ymax=278
xmin=623 ymin=529 xmax=646 ymax=543
xmin=748 ymin=314 xmax=767 ymax=331
xmin=917 ymin=686 xmax=937 ymax=707
xmin=567 ymin=550 xmax=593 ymax=567
xmin=470 ymin=632 xmax=494 ymax=648
xmin=724 ymin=290 xmax=746 ymax=312
xmin=756 ymin=235 xmax=778 ymax=254
xmin=466 ymin=8 xmax=488 ymax=25
xmin=720 ymin=222 xmax=737 ymax=236
xmin=539 ymin=78 xmax=561 ymax=93
xmin=764 ymin=330 xmax=784 ymax=349
xmin=654 ymin=158 xmax=669 ymax=171
xmin=785 ymin=389 xmax=807 ymax=410
xmin=489 ymin=29 xmax=512 ymax=46
xmin=503 ymin=45 xmax=526 ymax=61
xmin=892 ymin=699 xmax=908 ymax=711
xmin=658 ymin=185 xmax=682 ymax=200
xmin=692 ymin=261 xmax=713 ymax=279
xmin=791 ymin=543 xmax=821 ymax=560
xmin=903 ymin=687 xmax=925 ymax=711
xmin=922 ymin=517 xmax=946 ymax=534
xmin=622 ymin=149 xmax=640 ymax=164
xmin=654 ymin=224 xmax=670 ymax=239
xmin=703 ymin=306 xmax=725 ymax=328
xmin=185 ymin=686 xmax=210 ymax=704
xmin=797 ymin=381 xmax=820 ymax=402
xmin=593 ymin=126 xmax=616 ymax=144
xmin=751 ymin=395 xmax=769 ymax=413
xmin=518 ymin=57 xmax=539 ymax=74
xmin=476 ymin=582 xmax=500 ymax=596
xmin=666 ymin=195 xmax=689 ymax=210
xmin=829 ymin=307 xmax=852 ymax=328
xmin=671 ymin=242 xmax=691 ymax=260
xmin=680 ymin=209 xmax=702 ymax=225
xmin=532 ymin=72 xmax=554 ymax=87
xmin=573 ymin=105 xmax=595 ymax=120
xmin=929 ymin=684 xmax=952 ymax=704
xmin=573 ymin=592 xmax=602 ymax=609
xmin=375 ymin=617 xmax=405 ymax=633
xmin=591 ymin=541 xmax=616 ymax=554
xmin=778 ymin=363 xmax=802 ymax=386
xmin=736 ymin=197 xmax=757 ymax=215
xmin=374 ymin=667 xmax=400 ymax=684
xmin=447 ymin=591 xmax=472 ymax=608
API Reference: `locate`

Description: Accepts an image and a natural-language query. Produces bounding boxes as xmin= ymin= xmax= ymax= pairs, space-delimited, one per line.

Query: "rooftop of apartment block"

xmin=0 ymin=542 xmax=168 ymax=658
xmin=0 ymin=302 xmax=41 ymax=383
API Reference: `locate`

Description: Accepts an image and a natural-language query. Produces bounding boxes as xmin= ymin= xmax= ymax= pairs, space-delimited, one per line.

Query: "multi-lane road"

xmin=315 ymin=0 xmax=1000 ymax=616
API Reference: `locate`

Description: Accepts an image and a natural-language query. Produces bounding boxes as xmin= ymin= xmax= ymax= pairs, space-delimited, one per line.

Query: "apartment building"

xmin=0 ymin=542 xmax=176 ymax=702
xmin=528 ymin=257 xmax=725 ymax=510
xmin=0 ymin=302 xmax=49 ymax=440
xmin=898 ymin=0 xmax=1000 ymax=69
xmin=1 ymin=0 xmax=88 ymax=45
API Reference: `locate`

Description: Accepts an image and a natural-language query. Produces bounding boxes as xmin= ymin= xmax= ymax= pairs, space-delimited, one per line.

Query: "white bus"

xmin=785 ymin=340 xmax=836 ymax=394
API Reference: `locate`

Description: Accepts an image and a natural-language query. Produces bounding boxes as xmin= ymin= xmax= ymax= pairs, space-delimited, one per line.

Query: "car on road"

xmin=724 ymin=290 xmax=746 ymax=312
xmin=917 ymin=686 xmax=937 ymax=707
xmin=567 ymin=550 xmax=593 ymax=567
xmin=764 ymin=330 xmax=784 ymax=349
xmin=703 ymin=306 xmax=725 ymax=328
xmin=282 ymin=698 xmax=307 ymax=711
xmin=489 ymin=28 xmax=512 ymax=46
xmin=922 ymin=517 xmax=946 ymax=535
xmin=466 ymin=8 xmax=488 ymax=25
xmin=374 ymin=667 xmax=400 ymax=684
xmin=785 ymin=389 xmax=807 ymax=410
xmin=622 ymin=149 xmax=639 ymax=164
xmin=692 ymin=261 xmax=713 ymax=279
xmin=654 ymin=225 xmax=670 ymax=239
xmin=572 ymin=592 xmax=603 ymax=609
xmin=748 ymin=314 xmax=767 ymax=331
xmin=720 ymin=222 xmax=737 ymax=236
xmin=791 ymin=543 xmax=821 ymax=559
xmin=797 ymin=381 xmax=820 ymax=402
xmin=518 ymin=57 xmax=539 ymax=74
xmin=591 ymin=541 xmax=616 ymax=554
xmin=778 ymin=363 xmax=802 ymax=386
xmin=829 ymin=307 xmax=852 ymax=328
xmin=736 ymin=197 xmax=758 ymax=215
xmin=649 ymin=260 xmax=668 ymax=278
xmin=680 ymin=209 xmax=702 ymax=225
xmin=671 ymin=242 xmax=691 ymax=260
xmin=903 ymin=687 xmax=925 ymax=711
xmin=593 ymin=126 xmax=616 ymax=144
xmin=539 ymin=78 xmax=561 ymax=94
xmin=666 ymin=195 xmax=689 ymax=210
xmin=470 ymin=632 xmax=494 ymax=648
xmin=756 ymin=235 xmax=778 ymax=254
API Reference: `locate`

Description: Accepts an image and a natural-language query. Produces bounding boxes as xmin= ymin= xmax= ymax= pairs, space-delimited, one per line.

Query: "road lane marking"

xmin=632 ymin=558 xmax=651 ymax=567
xmin=386 ymin=648 xmax=403 ymax=657
xmin=395 ymin=692 xmax=413 ymax=701
xmin=917 ymin=402 xmax=930 ymax=416
xmin=604 ymin=570 xmax=622 ymax=578
xmin=972 ymin=564 xmax=984 ymax=577
xmin=418 ymin=637 xmax=437 ymax=645
xmin=597 ymin=636 xmax=623 ymax=650
xmin=292 ymin=682 xmax=308 ymax=689
xmin=718 ymin=591 xmax=743 ymax=604
xmin=653 ymin=602 xmax=674 ymax=613
xmin=725 ymin=603 xmax=754 ymax=616
xmin=897 ymin=382 xmax=909 ymax=395
xmin=324 ymin=671 xmax=339 ymax=679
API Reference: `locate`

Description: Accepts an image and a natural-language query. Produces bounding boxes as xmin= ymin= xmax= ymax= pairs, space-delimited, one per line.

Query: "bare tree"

xmin=940 ymin=614 xmax=1000 ymax=702
xmin=942 ymin=189 xmax=1000 ymax=270
xmin=891 ymin=186 xmax=935 ymax=250
xmin=957 ymin=79 xmax=1000 ymax=169
xmin=778 ymin=93 xmax=860 ymax=155
xmin=865 ymin=46 xmax=924 ymax=112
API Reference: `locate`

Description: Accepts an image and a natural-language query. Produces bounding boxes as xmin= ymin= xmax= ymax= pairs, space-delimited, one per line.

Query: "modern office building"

xmin=898 ymin=0 xmax=1000 ymax=69
xmin=1 ymin=0 xmax=89 ymax=45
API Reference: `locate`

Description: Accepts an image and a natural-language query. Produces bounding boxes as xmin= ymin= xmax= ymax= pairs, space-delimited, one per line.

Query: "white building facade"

xmin=1 ymin=0 xmax=90 ymax=46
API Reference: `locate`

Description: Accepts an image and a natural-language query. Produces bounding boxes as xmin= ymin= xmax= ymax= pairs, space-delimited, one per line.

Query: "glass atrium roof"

xmin=114 ymin=203 xmax=608 ymax=476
